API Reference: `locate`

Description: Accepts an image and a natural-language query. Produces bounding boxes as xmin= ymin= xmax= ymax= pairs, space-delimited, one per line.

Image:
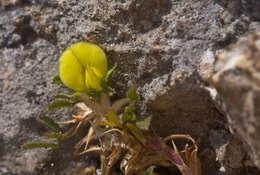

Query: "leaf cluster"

xmin=22 ymin=68 xmax=201 ymax=175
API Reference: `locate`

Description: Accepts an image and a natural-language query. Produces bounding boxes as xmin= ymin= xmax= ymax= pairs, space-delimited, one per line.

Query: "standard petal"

xmin=70 ymin=42 xmax=107 ymax=76
xmin=59 ymin=49 xmax=86 ymax=91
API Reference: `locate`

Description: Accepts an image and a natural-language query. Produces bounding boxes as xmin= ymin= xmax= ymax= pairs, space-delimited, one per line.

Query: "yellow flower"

xmin=59 ymin=42 xmax=107 ymax=92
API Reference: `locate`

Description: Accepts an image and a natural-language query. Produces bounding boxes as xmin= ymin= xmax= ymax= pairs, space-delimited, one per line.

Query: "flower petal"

xmin=59 ymin=49 xmax=86 ymax=91
xmin=85 ymin=66 xmax=102 ymax=90
xmin=59 ymin=42 xmax=107 ymax=92
xmin=70 ymin=42 xmax=107 ymax=76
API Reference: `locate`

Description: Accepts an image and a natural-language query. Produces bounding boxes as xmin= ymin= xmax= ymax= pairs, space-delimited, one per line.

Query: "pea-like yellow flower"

xmin=59 ymin=42 xmax=107 ymax=92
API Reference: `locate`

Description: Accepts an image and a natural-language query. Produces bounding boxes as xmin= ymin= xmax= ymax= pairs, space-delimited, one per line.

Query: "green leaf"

xmin=53 ymin=93 xmax=79 ymax=102
xmin=100 ymin=63 xmax=117 ymax=96
xmin=37 ymin=116 xmax=62 ymax=133
xmin=125 ymin=103 xmax=135 ymax=113
xmin=83 ymin=89 xmax=102 ymax=98
xmin=104 ymin=63 xmax=117 ymax=82
xmin=127 ymin=85 xmax=139 ymax=101
xmin=53 ymin=94 xmax=72 ymax=100
xmin=136 ymin=116 xmax=152 ymax=130
xmin=22 ymin=142 xmax=59 ymax=150
xmin=123 ymin=113 xmax=136 ymax=123
xmin=45 ymin=133 xmax=64 ymax=140
xmin=144 ymin=166 xmax=155 ymax=175
xmin=48 ymin=100 xmax=75 ymax=111
xmin=122 ymin=103 xmax=136 ymax=123
xmin=107 ymin=110 xmax=119 ymax=127
xmin=52 ymin=75 xmax=63 ymax=84
xmin=101 ymin=81 xmax=116 ymax=96
xmin=69 ymin=92 xmax=83 ymax=97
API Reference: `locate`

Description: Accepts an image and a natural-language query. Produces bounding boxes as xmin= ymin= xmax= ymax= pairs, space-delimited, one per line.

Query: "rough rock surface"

xmin=212 ymin=32 xmax=260 ymax=170
xmin=0 ymin=0 xmax=260 ymax=175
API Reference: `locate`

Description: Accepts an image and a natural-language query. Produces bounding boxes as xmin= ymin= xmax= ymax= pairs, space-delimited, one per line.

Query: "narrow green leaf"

xmin=48 ymin=100 xmax=75 ymax=111
xmin=52 ymin=75 xmax=63 ymax=84
xmin=45 ymin=133 xmax=64 ymax=140
xmin=104 ymin=63 xmax=117 ymax=82
xmin=144 ymin=166 xmax=155 ymax=175
xmin=101 ymin=81 xmax=116 ymax=96
xmin=125 ymin=103 xmax=135 ymax=113
xmin=84 ymin=90 xmax=102 ymax=98
xmin=127 ymin=85 xmax=139 ymax=101
xmin=68 ymin=92 xmax=83 ymax=97
xmin=123 ymin=113 xmax=136 ymax=123
xmin=53 ymin=94 xmax=79 ymax=102
xmin=136 ymin=116 xmax=152 ymax=130
xmin=53 ymin=94 xmax=71 ymax=99
xmin=37 ymin=116 xmax=62 ymax=133
xmin=122 ymin=103 xmax=136 ymax=122
xmin=107 ymin=110 xmax=119 ymax=127
xmin=22 ymin=142 xmax=59 ymax=150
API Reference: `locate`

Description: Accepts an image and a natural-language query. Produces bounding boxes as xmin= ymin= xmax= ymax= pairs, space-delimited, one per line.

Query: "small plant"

xmin=22 ymin=42 xmax=201 ymax=175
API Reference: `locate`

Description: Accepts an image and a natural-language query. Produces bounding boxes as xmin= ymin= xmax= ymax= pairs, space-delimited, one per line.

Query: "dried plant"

xmin=23 ymin=86 xmax=201 ymax=175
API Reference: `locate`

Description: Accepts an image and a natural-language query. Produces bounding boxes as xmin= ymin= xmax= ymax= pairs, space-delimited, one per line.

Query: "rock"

xmin=209 ymin=129 xmax=231 ymax=164
xmin=212 ymin=31 xmax=260 ymax=169
xmin=142 ymin=71 xmax=228 ymax=175
xmin=209 ymin=129 xmax=247 ymax=174
xmin=223 ymin=138 xmax=246 ymax=169
xmin=199 ymin=49 xmax=215 ymax=81
xmin=0 ymin=0 xmax=260 ymax=175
